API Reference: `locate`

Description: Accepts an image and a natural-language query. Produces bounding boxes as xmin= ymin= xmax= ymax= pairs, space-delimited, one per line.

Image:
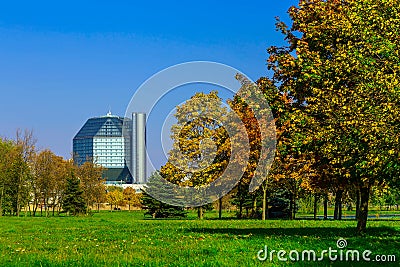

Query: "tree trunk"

xmin=323 ymin=193 xmax=328 ymax=220
xmin=289 ymin=193 xmax=294 ymax=220
xmin=16 ymin=192 xmax=20 ymax=217
xmin=16 ymin=171 xmax=21 ymax=217
xmin=238 ymin=202 xmax=243 ymax=219
xmin=293 ymin=194 xmax=297 ymax=220
xmin=218 ymin=197 xmax=222 ymax=219
xmin=33 ymin=201 xmax=37 ymax=217
xmin=313 ymin=193 xmax=319 ymax=220
xmin=198 ymin=206 xmax=204 ymax=219
xmin=334 ymin=189 xmax=343 ymax=220
xmin=23 ymin=203 xmax=27 ymax=217
xmin=252 ymin=197 xmax=257 ymax=218
xmin=355 ymin=188 xmax=360 ymax=220
xmin=262 ymin=186 xmax=268 ymax=220
xmin=357 ymin=184 xmax=371 ymax=234
xmin=44 ymin=197 xmax=49 ymax=217
xmin=0 ymin=186 xmax=4 ymax=216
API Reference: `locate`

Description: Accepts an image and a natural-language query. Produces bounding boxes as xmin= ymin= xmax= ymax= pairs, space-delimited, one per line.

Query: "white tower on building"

xmin=131 ymin=112 xmax=147 ymax=184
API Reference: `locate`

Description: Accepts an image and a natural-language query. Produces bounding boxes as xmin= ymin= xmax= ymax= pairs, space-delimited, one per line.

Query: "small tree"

xmin=141 ymin=173 xmax=187 ymax=218
xmin=123 ymin=187 xmax=142 ymax=211
xmin=62 ymin=173 xmax=86 ymax=215
xmin=106 ymin=186 xmax=124 ymax=211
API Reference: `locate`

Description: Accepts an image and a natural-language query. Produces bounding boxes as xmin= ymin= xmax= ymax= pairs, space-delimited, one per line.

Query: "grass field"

xmin=0 ymin=211 xmax=399 ymax=266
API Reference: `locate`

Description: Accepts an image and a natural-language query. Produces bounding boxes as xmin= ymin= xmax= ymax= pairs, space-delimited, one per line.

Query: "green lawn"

xmin=0 ymin=211 xmax=398 ymax=266
xmin=297 ymin=208 xmax=400 ymax=219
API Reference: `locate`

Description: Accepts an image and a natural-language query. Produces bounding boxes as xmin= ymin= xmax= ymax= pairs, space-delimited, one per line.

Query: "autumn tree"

xmin=14 ymin=130 xmax=36 ymax=216
xmin=30 ymin=149 xmax=68 ymax=217
xmin=257 ymin=77 xmax=316 ymax=220
xmin=228 ymin=73 xmax=307 ymax=220
xmin=123 ymin=187 xmax=141 ymax=211
xmin=106 ymin=186 xmax=124 ymax=211
xmin=48 ymin=157 xmax=68 ymax=216
xmin=160 ymin=91 xmax=230 ymax=219
xmin=0 ymin=132 xmax=80 ymax=217
xmin=268 ymin=0 xmax=400 ymax=232
xmin=77 ymin=161 xmax=106 ymax=213
xmin=228 ymin=91 xmax=263 ymax=219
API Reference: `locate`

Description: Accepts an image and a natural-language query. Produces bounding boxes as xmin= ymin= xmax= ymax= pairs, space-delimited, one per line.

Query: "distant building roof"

xmin=102 ymin=166 xmax=133 ymax=184
xmin=73 ymin=113 xmax=125 ymax=139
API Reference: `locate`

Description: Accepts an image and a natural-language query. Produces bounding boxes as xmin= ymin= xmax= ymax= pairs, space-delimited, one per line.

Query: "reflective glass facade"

xmin=93 ymin=137 xmax=125 ymax=168
xmin=73 ymin=112 xmax=146 ymax=183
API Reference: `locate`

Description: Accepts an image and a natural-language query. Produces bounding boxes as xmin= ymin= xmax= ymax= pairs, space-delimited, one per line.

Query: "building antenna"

xmin=107 ymin=106 xmax=112 ymax=116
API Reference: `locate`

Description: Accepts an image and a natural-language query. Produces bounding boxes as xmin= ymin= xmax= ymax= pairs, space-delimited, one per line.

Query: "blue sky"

xmin=0 ymin=0 xmax=297 ymax=162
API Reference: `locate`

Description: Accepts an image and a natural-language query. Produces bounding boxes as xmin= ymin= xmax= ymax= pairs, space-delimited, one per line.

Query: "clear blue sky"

xmin=0 ymin=0 xmax=297 ymax=160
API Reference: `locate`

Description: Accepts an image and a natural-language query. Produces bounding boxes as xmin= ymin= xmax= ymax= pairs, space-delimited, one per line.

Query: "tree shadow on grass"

xmin=185 ymin=226 xmax=399 ymax=239
xmin=184 ymin=226 xmax=400 ymax=266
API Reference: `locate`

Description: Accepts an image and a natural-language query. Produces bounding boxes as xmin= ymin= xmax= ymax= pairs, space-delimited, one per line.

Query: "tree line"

xmin=0 ymin=130 xmax=140 ymax=216
xmin=142 ymin=0 xmax=400 ymax=234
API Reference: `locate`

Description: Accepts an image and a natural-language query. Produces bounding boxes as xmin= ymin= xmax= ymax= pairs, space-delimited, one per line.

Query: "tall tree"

xmin=32 ymin=149 xmax=59 ymax=217
xmin=77 ymin=161 xmax=106 ymax=213
xmin=228 ymin=89 xmax=263 ymax=219
xmin=14 ymin=130 xmax=36 ymax=216
xmin=62 ymin=172 xmax=86 ymax=216
xmin=268 ymin=0 xmax=400 ymax=232
xmin=160 ymin=91 xmax=230 ymax=219
xmin=49 ymin=157 xmax=68 ymax=216
xmin=0 ymin=138 xmax=21 ymax=215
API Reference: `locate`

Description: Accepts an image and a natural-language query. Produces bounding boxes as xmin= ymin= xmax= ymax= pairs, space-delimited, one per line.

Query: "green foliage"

xmin=267 ymin=0 xmax=400 ymax=232
xmin=62 ymin=173 xmax=87 ymax=216
xmin=0 ymin=137 xmax=31 ymax=216
xmin=141 ymin=173 xmax=187 ymax=218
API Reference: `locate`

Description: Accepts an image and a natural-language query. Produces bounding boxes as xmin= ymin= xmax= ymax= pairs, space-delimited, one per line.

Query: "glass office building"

xmin=73 ymin=112 xmax=146 ymax=184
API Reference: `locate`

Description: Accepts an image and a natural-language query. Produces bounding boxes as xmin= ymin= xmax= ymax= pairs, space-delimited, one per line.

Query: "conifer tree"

xmin=62 ymin=173 xmax=86 ymax=215
xmin=141 ymin=172 xmax=187 ymax=218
